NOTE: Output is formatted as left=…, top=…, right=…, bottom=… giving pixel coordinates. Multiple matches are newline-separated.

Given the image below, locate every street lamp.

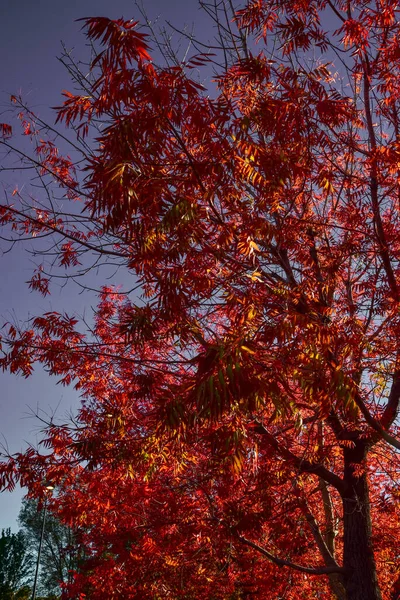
left=31, top=482, right=54, bottom=600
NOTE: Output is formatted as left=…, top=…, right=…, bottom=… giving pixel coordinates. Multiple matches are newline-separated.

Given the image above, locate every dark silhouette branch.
left=237, top=535, right=348, bottom=576
left=252, top=421, right=346, bottom=494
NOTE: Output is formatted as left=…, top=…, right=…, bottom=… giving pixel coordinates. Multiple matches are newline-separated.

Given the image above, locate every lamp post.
left=31, top=483, right=54, bottom=600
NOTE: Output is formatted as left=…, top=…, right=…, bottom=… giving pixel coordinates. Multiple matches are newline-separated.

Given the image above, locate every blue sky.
left=0, top=0, right=210, bottom=531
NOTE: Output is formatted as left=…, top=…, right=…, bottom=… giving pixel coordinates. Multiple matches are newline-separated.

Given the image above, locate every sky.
left=0, top=0, right=210, bottom=531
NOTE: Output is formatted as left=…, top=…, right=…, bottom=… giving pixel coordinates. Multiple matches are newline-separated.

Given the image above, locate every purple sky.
left=0, top=0, right=210, bottom=531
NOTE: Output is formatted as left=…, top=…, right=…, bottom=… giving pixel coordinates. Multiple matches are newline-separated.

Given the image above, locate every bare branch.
left=237, top=535, right=348, bottom=576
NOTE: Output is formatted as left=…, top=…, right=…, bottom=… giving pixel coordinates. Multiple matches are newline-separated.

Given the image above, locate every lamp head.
left=41, top=480, right=54, bottom=491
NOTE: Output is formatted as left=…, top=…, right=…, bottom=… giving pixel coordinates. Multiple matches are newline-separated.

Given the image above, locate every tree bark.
left=342, top=442, right=382, bottom=600
left=318, top=480, right=346, bottom=600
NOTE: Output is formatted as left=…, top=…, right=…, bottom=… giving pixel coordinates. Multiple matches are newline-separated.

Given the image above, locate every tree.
left=18, top=499, right=76, bottom=598
left=0, top=529, right=32, bottom=599
left=0, top=1, right=400, bottom=599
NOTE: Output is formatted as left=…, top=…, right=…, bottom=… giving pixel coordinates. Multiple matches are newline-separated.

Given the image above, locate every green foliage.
left=18, top=500, right=76, bottom=598
left=0, top=584, right=31, bottom=600
left=0, top=529, right=32, bottom=598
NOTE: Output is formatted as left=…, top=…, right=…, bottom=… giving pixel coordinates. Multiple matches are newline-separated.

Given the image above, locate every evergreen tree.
left=18, top=500, right=76, bottom=598
left=0, top=529, right=32, bottom=599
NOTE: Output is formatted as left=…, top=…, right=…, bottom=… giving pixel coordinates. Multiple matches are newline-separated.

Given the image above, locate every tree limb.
left=353, top=392, right=400, bottom=451
left=252, top=421, right=346, bottom=494
left=237, top=535, right=348, bottom=576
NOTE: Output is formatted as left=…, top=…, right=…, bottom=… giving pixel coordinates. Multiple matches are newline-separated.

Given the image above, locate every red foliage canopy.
left=0, top=2, right=400, bottom=599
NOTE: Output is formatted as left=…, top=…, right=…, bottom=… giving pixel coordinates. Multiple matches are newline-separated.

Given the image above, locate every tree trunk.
left=342, top=442, right=382, bottom=600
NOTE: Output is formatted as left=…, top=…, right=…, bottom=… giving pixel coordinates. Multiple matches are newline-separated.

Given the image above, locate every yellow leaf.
left=249, top=240, right=260, bottom=252
left=241, top=345, right=255, bottom=354
left=248, top=306, right=257, bottom=319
